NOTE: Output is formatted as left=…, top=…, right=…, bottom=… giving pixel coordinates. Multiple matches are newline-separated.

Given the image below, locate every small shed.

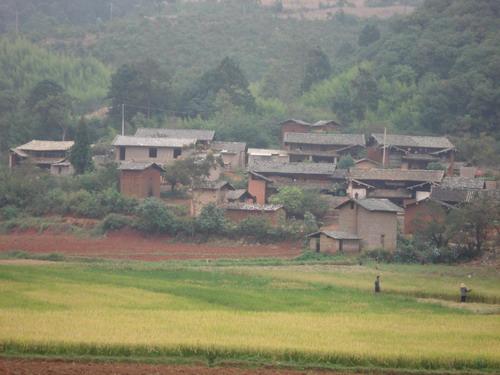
left=118, top=162, right=165, bottom=199
left=307, top=231, right=361, bottom=254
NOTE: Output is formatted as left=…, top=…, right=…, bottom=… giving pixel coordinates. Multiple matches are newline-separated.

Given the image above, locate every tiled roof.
left=441, top=177, right=485, bottom=190
left=135, top=128, right=215, bottom=141
left=280, top=119, right=341, bottom=127
left=283, top=132, right=365, bottom=146
left=431, top=187, right=475, bottom=204
left=356, top=198, right=403, bottom=213
left=211, top=141, right=247, bottom=153
left=14, top=140, right=74, bottom=152
left=194, top=180, right=234, bottom=190
left=251, top=161, right=337, bottom=175
left=118, top=161, right=165, bottom=171
left=371, top=134, right=454, bottom=149
left=223, top=203, right=283, bottom=211
left=307, top=231, right=360, bottom=240
left=247, top=148, right=288, bottom=156
left=226, top=189, right=254, bottom=201
left=112, top=135, right=196, bottom=148
left=349, top=168, right=444, bottom=183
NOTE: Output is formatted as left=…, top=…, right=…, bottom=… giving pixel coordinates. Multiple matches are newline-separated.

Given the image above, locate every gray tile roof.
left=211, top=141, right=247, bottom=153
left=135, top=128, right=215, bottom=141
left=280, top=119, right=341, bottom=127
left=14, top=140, right=74, bottom=151
left=431, top=187, right=475, bottom=204
left=355, top=198, right=403, bottom=213
left=284, top=132, right=365, bottom=146
left=223, top=203, right=283, bottom=211
left=251, top=161, right=337, bottom=175
left=307, top=231, right=360, bottom=240
left=118, top=161, right=165, bottom=171
left=371, top=134, right=454, bottom=149
left=194, top=180, right=235, bottom=190
left=112, top=135, right=196, bottom=148
left=441, top=177, right=485, bottom=190
left=349, top=168, right=444, bottom=183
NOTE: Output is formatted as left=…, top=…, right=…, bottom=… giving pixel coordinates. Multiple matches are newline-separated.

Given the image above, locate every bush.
left=135, top=198, right=177, bottom=234
left=236, top=217, right=270, bottom=239
left=1, top=205, right=20, bottom=220
left=65, top=190, right=103, bottom=218
left=196, top=204, right=226, bottom=235
left=361, top=248, right=394, bottom=262
left=101, top=214, right=132, bottom=232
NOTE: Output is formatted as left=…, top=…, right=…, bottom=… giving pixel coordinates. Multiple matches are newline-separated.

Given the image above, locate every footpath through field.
left=0, top=230, right=301, bottom=260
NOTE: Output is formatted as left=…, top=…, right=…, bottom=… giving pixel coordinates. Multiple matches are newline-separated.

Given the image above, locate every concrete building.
left=118, top=162, right=164, bottom=199
left=334, top=198, right=403, bottom=251
left=283, top=132, right=366, bottom=163
left=307, top=231, right=361, bottom=254
left=9, top=140, right=75, bottom=175
left=112, top=135, right=196, bottom=165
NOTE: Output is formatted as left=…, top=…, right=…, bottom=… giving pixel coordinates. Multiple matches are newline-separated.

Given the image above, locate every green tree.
left=301, top=47, right=332, bottom=93
left=164, top=155, right=217, bottom=191
left=69, top=117, right=94, bottom=175
left=358, top=24, right=380, bottom=47
left=270, top=187, right=304, bottom=218
left=337, top=155, right=355, bottom=169
left=196, top=203, right=226, bottom=234
left=135, top=198, right=177, bottom=234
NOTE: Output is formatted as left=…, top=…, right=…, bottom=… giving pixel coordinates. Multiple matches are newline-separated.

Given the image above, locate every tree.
left=358, top=24, right=380, bottom=47
left=135, top=198, right=177, bottom=234
left=301, top=47, right=332, bottom=93
left=270, top=186, right=304, bottom=218
left=70, top=117, right=94, bottom=174
left=196, top=203, right=226, bottom=234
left=337, top=155, right=355, bottom=169
left=164, top=155, right=217, bottom=191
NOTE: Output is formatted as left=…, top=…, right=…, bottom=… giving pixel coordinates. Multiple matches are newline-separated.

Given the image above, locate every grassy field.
left=0, top=258, right=499, bottom=372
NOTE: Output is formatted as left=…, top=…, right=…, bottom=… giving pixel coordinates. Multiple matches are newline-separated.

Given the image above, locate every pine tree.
left=70, top=117, right=93, bottom=174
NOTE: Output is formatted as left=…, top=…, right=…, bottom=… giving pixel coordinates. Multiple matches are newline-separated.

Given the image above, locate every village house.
left=247, top=148, right=289, bottom=168
left=348, top=168, right=445, bottom=205
left=9, top=140, right=75, bottom=175
left=248, top=161, right=347, bottom=203
left=190, top=180, right=235, bottom=216
left=118, top=162, right=164, bottom=199
left=403, top=197, right=448, bottom=236
left=223, top=203, right=285, bottom=226
left=367, top=133, right=455, bottom=172
left=307, top=231, right=361, bottom=254
left=210, top=141, right=247, bottom=170
left=334, top=198, right=403, bottom=251
left=226, top=189, right=256, bottom=203
left=135, top=128, right=215, bottom=147
left=282, top=133, right=365, bottom=163
left=112, top=135, right=196, bottom=165
left=280, top=119, right=342, bottom=142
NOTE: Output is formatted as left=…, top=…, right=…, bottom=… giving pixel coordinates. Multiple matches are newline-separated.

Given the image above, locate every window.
left=173, top=148, right=182, bottom=159
left=119, top=146, right=126, bottom=161
left=149, top=147, right=157, bottom=158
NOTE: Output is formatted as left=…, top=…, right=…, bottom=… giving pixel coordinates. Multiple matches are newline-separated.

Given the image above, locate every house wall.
left=191, top=189, right=226, bottom=216
left=225, top=208, right=284, bottom=226
left=248, top=178, right=267, bottom=204
left=115, top=146, right=193, bottom=165
left=220, top=153, right=243, bottom=170
left=404, top=200, right=445, bottom=235
left=309, top=235, right=360, bottom=253
left=357, top=208, right=398, bottom=251
left=50, top=164, right=74, bottom=176
left=336, top=203, right=358, bottom=234
left=120, top=168, right=161, bottom=199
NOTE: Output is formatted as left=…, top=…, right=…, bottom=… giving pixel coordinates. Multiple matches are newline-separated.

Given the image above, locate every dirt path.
left=0, top=231, right=301, bottom=261
left=0, top=358, right=356, bottom=375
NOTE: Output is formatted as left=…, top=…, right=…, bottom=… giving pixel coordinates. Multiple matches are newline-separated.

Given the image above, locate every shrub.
left=98, top=188, right=137, bottom=215
left=65, top=190, right=103, bottom=218
left=1, top=205, right=20, bottom=220
left=196, top=204, right=226, bottom=235
left=337, top=154, right=355, bottom=169
left=361, top=248, right=394, bottom=262
left=135, top=198, right=177, bottom=234
left=101, top=214, right=132, bottom=232
left=237, top=217, right=270, bottom=239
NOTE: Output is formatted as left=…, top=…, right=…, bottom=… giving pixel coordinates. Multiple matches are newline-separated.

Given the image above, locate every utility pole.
left=121, top=104, right=125, bottom=136
left=382, top=127, right=387, bottom=169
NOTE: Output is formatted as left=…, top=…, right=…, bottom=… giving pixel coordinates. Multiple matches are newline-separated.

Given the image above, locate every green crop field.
left=0, top=259, right=499, bottom=373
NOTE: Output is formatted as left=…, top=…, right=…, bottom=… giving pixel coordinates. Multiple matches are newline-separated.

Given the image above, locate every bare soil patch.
left=0, top=359, right=356, bottom=375
left=0, top=230, right=301, bottom=261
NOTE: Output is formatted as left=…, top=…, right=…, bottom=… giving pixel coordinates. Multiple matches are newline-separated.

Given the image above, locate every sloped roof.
left=118, top=161, right=165, bottom=171
left=223, top=203, right=283, bottom=211
left=211, top=141, right=247, bottom=153
left=226, top=189, right=255, bottom=201
left=280, top=119, right=341, bottom=127
left=251, top=161, right=337, bottom=175
left=349, top=169, right=444, bottom=183
left=354, top=158, right=381, bottom=166
left=247, top=148, right=288, bottom=156
left=307, top=231, right=360, bottom=240
left=14, top=140, right=74, bottom=152
left=336, top=198, right=403, bottom=213
left=112, top=135, right=196, bottom=148
left=194, top=180, right=235, bottom=190
left=135, top=128, right=215, bottom=141
left=371, top=134, right=454, bottom=149
left=284, top=132, right=365, bottom=146
left=441, top=177, right=485, bottom=190
left=431, top=187, right=476, bottom=204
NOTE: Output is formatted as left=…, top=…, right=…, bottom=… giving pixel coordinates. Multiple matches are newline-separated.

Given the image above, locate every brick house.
left=9, top=140, right=75, bottom=175
left=348, top=168, right=444, bottom=206
left=403, top=198, right=447, bottom=236
left=367, top=133, right=455, bottom=173
left=223, top=203, right=285, bottom=225
left=307, top=231, right=361, bottom=254
left=112, top=135, right=196, bottom=165
left=283, top=133, right=365, bottom=163
left=118, top=162, right=165, bottom=199
left=135, top=128, right=215, bottom=147
left=280, top=119, right=342, bottom=143
left=210, top=141, right=247, bottom=170
left=191, top=180, right=235, bottom=216
left=334, top=198, right=403, bottom=251
left=248, top=171, right=274, bottom=205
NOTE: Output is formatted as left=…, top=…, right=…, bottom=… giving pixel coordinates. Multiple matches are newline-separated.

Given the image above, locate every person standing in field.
left=460, top=283, right=471, bottom=303
left=374, top=275, right=381, bottom=293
